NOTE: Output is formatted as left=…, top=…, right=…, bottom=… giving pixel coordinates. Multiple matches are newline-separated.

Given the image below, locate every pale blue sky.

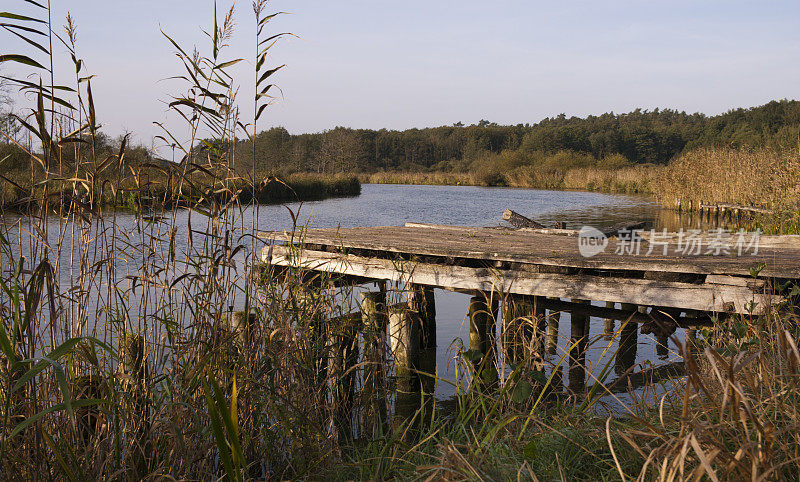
left=5, top=1, right=800, bottom=145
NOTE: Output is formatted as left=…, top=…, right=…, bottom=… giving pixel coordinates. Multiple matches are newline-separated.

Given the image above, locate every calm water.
left=4, top=184, right=696, bottom=402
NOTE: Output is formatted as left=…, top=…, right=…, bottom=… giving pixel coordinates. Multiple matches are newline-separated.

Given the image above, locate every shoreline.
left=358, top=167, right=654, bottom=196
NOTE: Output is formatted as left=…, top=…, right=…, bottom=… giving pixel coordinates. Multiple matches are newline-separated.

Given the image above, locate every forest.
left=3, top=96, right=799, bottom=182
left=234, top=99, right=800, bottom=175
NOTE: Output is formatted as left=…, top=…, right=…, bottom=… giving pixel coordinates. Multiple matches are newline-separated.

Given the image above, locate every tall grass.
left=651, top=147, right=800, bottom=233
left=652, top=148, right=800, bottom=211
left=361, top=170, right=472, bottom=186
left=0, top=140, right=360, bottom=211
left=362, top=166, right=655, bottom=194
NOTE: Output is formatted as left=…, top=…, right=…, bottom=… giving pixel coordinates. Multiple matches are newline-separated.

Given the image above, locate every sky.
left=4, top=0, right=800, bottom=146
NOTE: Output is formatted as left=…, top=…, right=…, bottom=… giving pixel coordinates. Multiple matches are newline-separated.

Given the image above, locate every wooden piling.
left=604, top=301, right=616, bottom=338
left=685, top=327, right=698, bottom=355
left=296, top=290, right=328, bottom=407
left=533, top=296, right=547, bottom=357
left=615, top=303, right=639, bottom=376
left=569, top=299, right=590, bottom=392
left=501, top=294, right=534, bottom=365
left=656, top=333, right=669, bottom=358
left=74, top=374, right=105, bottom=442
left=684, top=310, right=700, bottom=355
left=120, top=332, right=149, bottom=475
left=328, top=312, right=360, bottom=440
left=389, top=305, right=420, bottom=390
left=546, top=298, right=560, bottom=355
left=225, top=310, right=256, bottom=355
left=468, top=295, right=499, bottom=387
left=361, top=291, right=387, bottom=435
left=408, top=284, right=436, bottom=349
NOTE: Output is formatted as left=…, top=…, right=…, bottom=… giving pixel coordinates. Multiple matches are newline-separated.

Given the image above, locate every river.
left=2, top=183, right=708, bottom=403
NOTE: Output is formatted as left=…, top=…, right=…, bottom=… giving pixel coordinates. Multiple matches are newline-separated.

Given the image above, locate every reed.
left=650, top=147, right=800, bottom=233
left=652, top=147, right=800, bottom=211
left=0, top=159, right=360, bottom=211
left=361, top=162, right=657, bottom=194
left=360, top=170, right=473, bottom=186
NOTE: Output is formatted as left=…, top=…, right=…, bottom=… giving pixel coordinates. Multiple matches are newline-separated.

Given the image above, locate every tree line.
left=3, top=98, right=800, bottom=178
left=233, top=99, right=800, bottom=175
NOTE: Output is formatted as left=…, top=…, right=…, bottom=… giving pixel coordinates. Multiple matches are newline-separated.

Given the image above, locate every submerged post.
left=389, top=306, right=419, bottom=389
left=389, top=305, right=424, bottom=430
left=656, top=333, right=669, bottom=359
left=296, top=290, right=327, bottom=408
left=408, top=284, right=437, bottom=406
left=501, top=294, right=534, bottom=366
left=569, top=299, right=590, bottom=392
left=468, top=294, right=499, bottom=387
left=546, top=297, right=560, bottom=355
left=408, top=284, right=436, bottom=350
left=328, top=312, right=360, bottom=441
left=615, top=303, right=639, bottom=375
left=533, top=296, right=547, bottom=358
left=604, top=301, right=616, bottom=338
left=361, top=291, right=387, bottom=435
left=120, top=331, right=149, bottom=475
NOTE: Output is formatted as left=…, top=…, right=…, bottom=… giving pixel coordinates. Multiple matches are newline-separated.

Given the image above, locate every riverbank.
left=0, top=172, right=360, bottom=212
left=360, top=165, right=656, bottom=195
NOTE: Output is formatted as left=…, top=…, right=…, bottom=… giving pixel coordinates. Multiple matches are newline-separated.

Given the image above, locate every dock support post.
left=533, top=296, right=547, bottom=358
left=685, top=327, right=698, bottom=355
left=656, top=333, right=669, bottom=359
left=296, top=290, right=327, bottom=408
left=604, top=301, right=616, bottom=338
left=615, top=303, right=639, bottom=375
left=569, top=299, right=590, bottom=392
left=120, top=332, right=149, bottom=475
left=408, top=284, right=436, bottom=411
left=389, top=306, right=419, bottom=388
left=501, top=294, right=534, bottom=365
left=684, top=311, right=700, bottom=355
left=408, top=284, right=436, bottom=349
left=546, top=298, right=560, bottom=355
left=389, top=305, right=424, bottom=430
left=328, top=313, right=359, bottom=441
left=468, top=295, right=499, bottom=388
left=361, top=291, right=387, bottom=436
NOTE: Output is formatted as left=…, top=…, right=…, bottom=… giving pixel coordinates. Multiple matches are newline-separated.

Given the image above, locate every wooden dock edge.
left=262, top=245, right=775, bottom=315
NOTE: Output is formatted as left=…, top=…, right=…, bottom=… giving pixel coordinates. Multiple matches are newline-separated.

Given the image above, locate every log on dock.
left=502, top=209, right=547, bottom=229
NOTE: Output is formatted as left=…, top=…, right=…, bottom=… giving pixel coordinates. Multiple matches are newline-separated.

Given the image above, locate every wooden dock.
left=261, top=223, right=799, bottom=316
left=257, top=222, right=800, bottom=416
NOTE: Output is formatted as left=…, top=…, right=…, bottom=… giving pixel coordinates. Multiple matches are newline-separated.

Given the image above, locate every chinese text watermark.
left=578, top=227, right=761, bottom=258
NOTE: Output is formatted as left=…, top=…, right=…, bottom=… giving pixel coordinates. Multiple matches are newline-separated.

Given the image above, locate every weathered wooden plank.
left=698, top=202, right=772, bottom=214
left=262, top=225, right=800, bottom=278
left=705, top=274, right=766, bottom=289
left=519, top=227, right=581, bottom=236
left=405, top=222, right=579, bottom=237
left=405, top=222, right=472, bottom=231
left=637, top=231, right=800, bottom=250
left=264, top=245, right=776, bottom=314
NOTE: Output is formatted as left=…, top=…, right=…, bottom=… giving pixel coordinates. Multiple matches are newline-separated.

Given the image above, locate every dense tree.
left=229, top=100, right=800, bottom=176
